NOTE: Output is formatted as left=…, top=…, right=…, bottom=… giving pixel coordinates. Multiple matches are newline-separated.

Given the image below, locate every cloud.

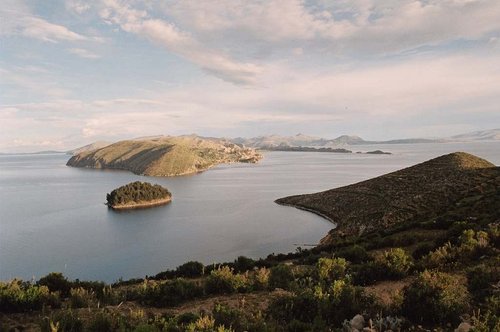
left=68, top=48, right=101, bottom=59
left=0, top=1, right=88, bottom=43
left=98, top=0, right=262, bottom=85
left=166, top=0, right=500, bottom=54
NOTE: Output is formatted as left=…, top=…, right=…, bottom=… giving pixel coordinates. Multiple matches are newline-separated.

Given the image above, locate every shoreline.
left=109, top=197, right=172, bottom=210
left=274, top=200, right=337, bottom=227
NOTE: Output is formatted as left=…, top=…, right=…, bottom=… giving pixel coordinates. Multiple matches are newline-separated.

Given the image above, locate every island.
left=106, top=181, right=172, bottom=210
left=261, top=145, right=352, bottom=153
left=67, top=135, right=262, bottom=177
left=365, top=149, right=391, bottom=154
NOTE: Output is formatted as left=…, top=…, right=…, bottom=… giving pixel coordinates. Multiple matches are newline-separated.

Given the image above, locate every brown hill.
left=276, top=152, right=500, bottom=244
left=67, top=136, right=262, bottom=176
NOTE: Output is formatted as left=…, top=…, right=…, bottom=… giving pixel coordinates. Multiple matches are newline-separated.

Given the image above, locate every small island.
left=106, top=181, right=172, bottom=210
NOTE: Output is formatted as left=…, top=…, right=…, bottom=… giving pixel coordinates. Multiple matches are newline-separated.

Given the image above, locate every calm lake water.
left=1, top=142, right=499, bottom=282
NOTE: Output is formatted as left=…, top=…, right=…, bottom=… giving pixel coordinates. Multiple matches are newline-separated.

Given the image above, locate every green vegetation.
left=106, top=181, right=171, bottom=208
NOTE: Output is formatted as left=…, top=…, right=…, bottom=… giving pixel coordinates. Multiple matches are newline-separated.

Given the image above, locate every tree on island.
left=106, top=181, right=171, bottom=207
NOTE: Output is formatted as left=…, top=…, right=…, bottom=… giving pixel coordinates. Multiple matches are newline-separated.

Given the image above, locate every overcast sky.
left=1, top=0, right=500, bottom=152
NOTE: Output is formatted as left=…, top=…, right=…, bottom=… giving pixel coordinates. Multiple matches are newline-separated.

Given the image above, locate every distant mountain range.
left=1, top=128, right=498, bottom=155
left=231, top=128, right=500, bottom=149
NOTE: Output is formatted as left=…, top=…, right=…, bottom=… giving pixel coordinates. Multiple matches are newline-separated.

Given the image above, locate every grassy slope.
left=67, top=136, right=262, bottom=176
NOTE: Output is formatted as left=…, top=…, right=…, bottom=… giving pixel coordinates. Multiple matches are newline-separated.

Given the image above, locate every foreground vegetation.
left=1, top=216, right=499, bottom=331
left=106, top=182, right=171, bottom=209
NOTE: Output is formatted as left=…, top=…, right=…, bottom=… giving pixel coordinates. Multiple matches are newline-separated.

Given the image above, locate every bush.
left=402, top=270, right=470, bottom=325
left=38, top=272, right=71, bottom=298
left=376, top=248, right=412, bottom=279
left=39, top=310, right=83, bottom=332
left=0, top=279, right=60, bottom=312
left=86, top=311, right=114, bottom=332
left=316, top=257, right=347, bottom=281
left=351, top=262, right=386, bottom=286
left=205, top=266, right=249, bottom=294
left=213, top=304, right=249, bottom=331
left=412, top=242, right=435, bottom=260
left=467, top=265, right=500, bottom=301
left=141, top=279, right=203, bottom=307
left=269, top=264, right=295, bottom=290
left=69, top=287, right=95, bottom=308
left=336, top=245, right=370, bottom=264
left=176, top=261, right=204, bottom=278
left=253, top=267, right=270, bottom=290
left=233, top=256, right=255, bottom=273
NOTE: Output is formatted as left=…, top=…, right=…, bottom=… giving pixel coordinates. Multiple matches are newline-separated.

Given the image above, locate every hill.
left=276, top=152, right=499, bottom=244
left=67, top=136, right=262, bottom=176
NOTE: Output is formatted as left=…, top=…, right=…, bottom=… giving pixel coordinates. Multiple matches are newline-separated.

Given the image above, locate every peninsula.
left=276, top=152, right=499, bottom=244
left=67, top=135, right=262, bottom=176
left=106, top=181, right=172, bottom=210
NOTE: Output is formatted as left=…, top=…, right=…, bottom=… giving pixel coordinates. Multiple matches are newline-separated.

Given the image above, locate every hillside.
left=67, top=136, right=262, bottom=176
left=276, top=152, right=500, bottom=244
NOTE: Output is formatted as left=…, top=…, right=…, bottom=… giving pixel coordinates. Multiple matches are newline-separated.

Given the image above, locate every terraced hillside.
left=276, top=152, right=500, bottom=244
left=67, top=136, right=262, bottom=176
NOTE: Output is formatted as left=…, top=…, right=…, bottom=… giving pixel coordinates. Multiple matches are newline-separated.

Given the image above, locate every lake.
left=1, top=141, right=499, bottom=282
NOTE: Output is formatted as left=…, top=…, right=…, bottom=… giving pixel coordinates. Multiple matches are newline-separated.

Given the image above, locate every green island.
left=106, top=181, right=172, bottom=210
left=1, top=152, right=499, bottom=331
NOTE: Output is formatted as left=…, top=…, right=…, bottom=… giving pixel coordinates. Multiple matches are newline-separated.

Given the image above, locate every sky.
left=1, top=0, right=500, bottom=152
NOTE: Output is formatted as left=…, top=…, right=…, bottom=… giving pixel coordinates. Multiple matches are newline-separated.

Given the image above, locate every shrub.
left=86, top=311, right=114, bottom=332
left=458, top=229, right=490, bottom=257
left=402, top=270, right=470, bottom=325
left=0, top=279, right=60, bottom=312
left=141, top=278, right=203, bottom=307
left=467, top=265, right=499, bottom=301
left=423, top=242, right=455, bottom=269
left=412, top=242, right=435, bottom=260
left=253, top=267, right=270, bottom=290
left=351, top=262, right=386, bottom=286
left=205, top=266, right=249, bottom=294
left=38, top=273, right=71, bottom=298
left=267, top=292, right=319, bottom=324
left=233, top=256, right=255, bottom=273
left=213, top=304, right=249, bottom=331
left=39, top=310, right=83, bottom=332
left=376, top=248, right=413, bottom=279
left=176, top=261, right=204, bottom=278
left=336, top=245, right=370, bottom=264
left=269, top=264, right=295, bottom=290
left=318, top=257, right=348, bottom=281
left=69, top=287, right=95, bottom=308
